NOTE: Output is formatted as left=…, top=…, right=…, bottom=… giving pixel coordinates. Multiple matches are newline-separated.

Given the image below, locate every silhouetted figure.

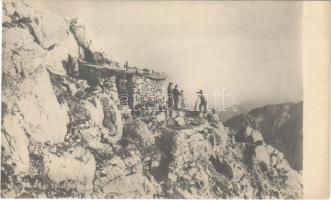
left=124, top=61, right=129, bottom=71
left=197, top=90, right=207, bottom=114
left=172, top=85, right=180, bottom=110
left=179, top=90, right=185, bottom=109
left=167, top=82, right=174, bottom=110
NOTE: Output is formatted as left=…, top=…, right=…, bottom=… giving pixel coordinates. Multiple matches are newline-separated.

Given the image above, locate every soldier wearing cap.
left=197, top=90, right=207, bottom=114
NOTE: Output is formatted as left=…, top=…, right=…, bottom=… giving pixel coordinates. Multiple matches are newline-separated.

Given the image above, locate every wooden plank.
left=79, top=61, right=167, bottom=80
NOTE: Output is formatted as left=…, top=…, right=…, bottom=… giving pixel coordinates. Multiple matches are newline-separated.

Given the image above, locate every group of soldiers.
left=167, top=82, right=208, bottom=114
left=66, top=53, right=209, bottom=116
left=167, top=82, right=185, bottom=111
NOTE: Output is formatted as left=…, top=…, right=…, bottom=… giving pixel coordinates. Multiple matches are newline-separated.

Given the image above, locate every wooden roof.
left=79, top=61, right=167, bottom=81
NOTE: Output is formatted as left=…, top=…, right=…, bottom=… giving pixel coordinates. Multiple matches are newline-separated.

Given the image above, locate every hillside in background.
left=225, top=102, right=303, bottom=171
left=217, top=101, right=264, bottom=122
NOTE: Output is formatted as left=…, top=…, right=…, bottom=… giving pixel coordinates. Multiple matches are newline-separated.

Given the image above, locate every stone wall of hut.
left=78, top=63, right=167, bottom=109
left=130, top=75, right=166, bottom=107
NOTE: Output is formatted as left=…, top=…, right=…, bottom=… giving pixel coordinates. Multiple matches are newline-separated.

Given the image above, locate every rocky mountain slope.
left=217, top=101, right=269, bottom=122
left=225, top=102, right=303, bottom=171
left=1, top=0, right=302, bottom=198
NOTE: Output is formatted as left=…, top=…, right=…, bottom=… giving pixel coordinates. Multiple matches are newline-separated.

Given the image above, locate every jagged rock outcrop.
left=225, top=102, right=303, bottom=171
left=3, top=0, right=69, bottom=49
left=124, top=119, right=155, bottom=145
left=69, top=18, right=116, bottom=65
left=153, top=121, right=302, bottom=199
left=1, top=0, right=303, bottom=198
left=43, top=146, right=96, bottom=192
left=2, top=0, right=70, bottom=177
left=92, top=149, right=162, bottom=198
left=1, top=0, right=120, bottom=197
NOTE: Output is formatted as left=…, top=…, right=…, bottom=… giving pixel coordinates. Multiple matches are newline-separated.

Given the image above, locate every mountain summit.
left=1, top=0, right=302, bottom=198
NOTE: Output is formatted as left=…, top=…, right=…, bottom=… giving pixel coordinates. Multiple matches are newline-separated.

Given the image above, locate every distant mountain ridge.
left=217, top=101, right=270, bottom=122
left=225, top=101, right=303, bottom=171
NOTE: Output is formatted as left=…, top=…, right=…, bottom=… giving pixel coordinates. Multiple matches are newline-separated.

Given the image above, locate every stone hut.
left=78, top=61, right=167, bottom=109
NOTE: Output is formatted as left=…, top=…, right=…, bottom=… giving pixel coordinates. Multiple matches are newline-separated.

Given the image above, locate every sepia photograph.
left=1, top=0, right=329, bottom=199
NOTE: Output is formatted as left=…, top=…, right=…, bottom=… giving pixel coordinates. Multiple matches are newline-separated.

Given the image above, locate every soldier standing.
left=172, top=85, right=180, bottom=110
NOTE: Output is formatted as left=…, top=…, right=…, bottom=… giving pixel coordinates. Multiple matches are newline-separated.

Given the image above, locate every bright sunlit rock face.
left=1, top=0, right=303, bottom=198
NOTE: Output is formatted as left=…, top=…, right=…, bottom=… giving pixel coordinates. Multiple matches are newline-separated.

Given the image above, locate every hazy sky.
left=29, top=1, right=303, bottom=106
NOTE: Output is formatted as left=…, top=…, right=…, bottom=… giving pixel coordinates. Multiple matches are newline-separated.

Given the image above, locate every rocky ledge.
left=1, top=0, right=302, bottom=198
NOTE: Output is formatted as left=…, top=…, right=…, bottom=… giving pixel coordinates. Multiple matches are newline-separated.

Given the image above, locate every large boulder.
left=1, top=114, right=30, bottom=174
left=125, top=120, right=155, bottom=146
left=225, top=102, right=303, bottom=171
left=44, top=33, right=79, bottom=74
left=44, top=146, right=96, bottom=192
left=236, top=126, right=264, bottom=144
left=207, top=113, right=223, bottom=129
left=166, top=129, right=213, bottom=198
left=2, top=0, right=71, bottom=146
left=210, top=156, right=245, bottom=181
left=2, top=65, right=69, bottom=177
left=2, top=26, right=45, bottom=86
left=174, top=116, right=186, bottom=127
left=211, top=123, right=228, bottom=147
left=2, top=0, right=75, bottom=185
left=3, top=0, right=69, bottom=49
left=100, top=174, right=161, bottom=198
left=3, top=68, right=69, bottom=142
left=100, top=95, right=122, bottom=135
left=72, top=92, right=123, bottom=151
left=69, top=18, right=116, bottom=65
left=266, top=145, right=285, bottom=167
left=171, top=129, right=213, bottom=161
left=246, top=127, right=264, bottom=143
left=83, top=99, right=104, bottom=124
left=93, top=153, right=162, bottom=198
left=3, top=0, right=36, bottom=21
left=31, top=10, right=69, bottom=49
left=78, top=125, right=114, bottom=155
left=254, top=145, right=270, bottom=166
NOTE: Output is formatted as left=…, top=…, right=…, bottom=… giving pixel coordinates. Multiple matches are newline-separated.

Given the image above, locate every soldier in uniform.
left=195, top=90, right=207, bottom=114
left=167, top=82, right=174, bottom=114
